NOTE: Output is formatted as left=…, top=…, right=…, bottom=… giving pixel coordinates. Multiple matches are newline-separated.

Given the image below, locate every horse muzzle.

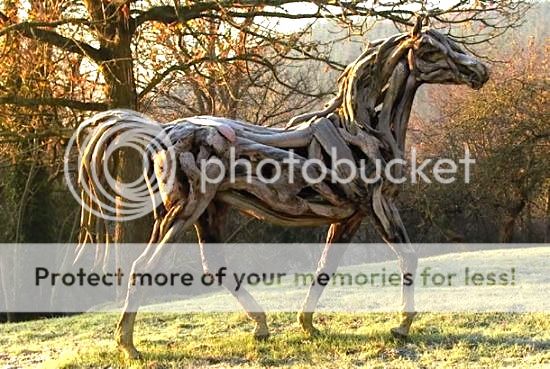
left=464, top=61, right=490, bottom=90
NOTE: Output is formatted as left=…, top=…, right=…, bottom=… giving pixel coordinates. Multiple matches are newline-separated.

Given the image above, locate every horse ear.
left=411, top=15, right=423, bottom=38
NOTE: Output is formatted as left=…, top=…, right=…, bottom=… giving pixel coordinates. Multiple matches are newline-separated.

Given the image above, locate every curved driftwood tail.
left=74, top=109, right=162, bottom=265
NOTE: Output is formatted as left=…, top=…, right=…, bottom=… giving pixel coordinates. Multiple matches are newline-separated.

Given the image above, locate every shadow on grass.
left=136, top=327, right=550, bottom=367
left=138, top=329, right=401, bottom=366
left=415, top=328, right=550, bottom=350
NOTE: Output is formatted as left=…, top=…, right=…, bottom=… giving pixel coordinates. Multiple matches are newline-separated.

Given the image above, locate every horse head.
left=410, top=26, right=489, bottom=90
left=287, top=20, right=489, bottom=136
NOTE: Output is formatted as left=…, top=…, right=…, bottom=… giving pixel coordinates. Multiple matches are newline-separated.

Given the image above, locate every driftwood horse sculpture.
left=76, top=24, right=488, bottom=358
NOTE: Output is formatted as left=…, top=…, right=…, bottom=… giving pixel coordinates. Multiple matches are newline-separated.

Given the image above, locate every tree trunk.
left=499, top=201, right=526, bottom=243
left=545, top=186, right=550, bottom=243
left=91, top=4, right=152, bottom=244
left=500, top=215, right=516, bottom=243
left=104, top=40, right=152, bottom=244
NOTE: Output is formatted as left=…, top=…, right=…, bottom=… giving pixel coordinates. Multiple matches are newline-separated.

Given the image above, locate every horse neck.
left=337, top=45, right=419, bottom=160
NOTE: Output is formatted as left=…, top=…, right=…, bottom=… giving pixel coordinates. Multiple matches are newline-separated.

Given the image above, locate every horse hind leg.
left=194, top=204, right=269, bottom=340
left=117, top=143, right=227, bottom=358
left=116, top=217, right=188, bottom=359
left=298, top=212, right=363, bottom=336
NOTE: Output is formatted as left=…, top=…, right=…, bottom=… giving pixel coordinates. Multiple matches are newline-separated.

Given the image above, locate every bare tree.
left=406, top=40, right=548, bottom=243
left=0, top=0, right=531, bottom=244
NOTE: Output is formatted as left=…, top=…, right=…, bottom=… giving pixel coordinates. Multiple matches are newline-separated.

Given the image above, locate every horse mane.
left=286, top=33, right=412, bottom=134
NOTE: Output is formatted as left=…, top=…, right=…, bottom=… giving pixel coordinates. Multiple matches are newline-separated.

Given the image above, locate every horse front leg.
left=388, top=240, right=417, bottom=339
left=372, top=191, right=418, bottom=339
left=298, top=212, right=363, bottom=336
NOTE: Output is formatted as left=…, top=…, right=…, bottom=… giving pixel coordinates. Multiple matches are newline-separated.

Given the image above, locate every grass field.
left=1, top=312, right=549, bottom=368
left=1, top=248, right=549, bottom=368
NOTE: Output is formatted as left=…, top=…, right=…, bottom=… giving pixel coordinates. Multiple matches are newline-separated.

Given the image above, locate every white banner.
left=0, top=243, right=547, bottom=313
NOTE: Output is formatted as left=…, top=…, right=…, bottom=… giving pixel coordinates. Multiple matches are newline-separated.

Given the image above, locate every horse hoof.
left=119, top=345, right=141, bottom=360
left=253, top=326, right=270, bottom=341
left=390, top=326, right=409, bottom=340
left=304, top=325, right=321, bottom=337
left=298, top=312, right=320, bottom=337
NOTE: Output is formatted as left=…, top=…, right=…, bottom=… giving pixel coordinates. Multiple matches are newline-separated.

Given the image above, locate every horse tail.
left=73, top=109, right=166, bottom=248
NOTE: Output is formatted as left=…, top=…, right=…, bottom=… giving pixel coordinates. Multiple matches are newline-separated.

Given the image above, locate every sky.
left=262, top=1, right=460, bottom=33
